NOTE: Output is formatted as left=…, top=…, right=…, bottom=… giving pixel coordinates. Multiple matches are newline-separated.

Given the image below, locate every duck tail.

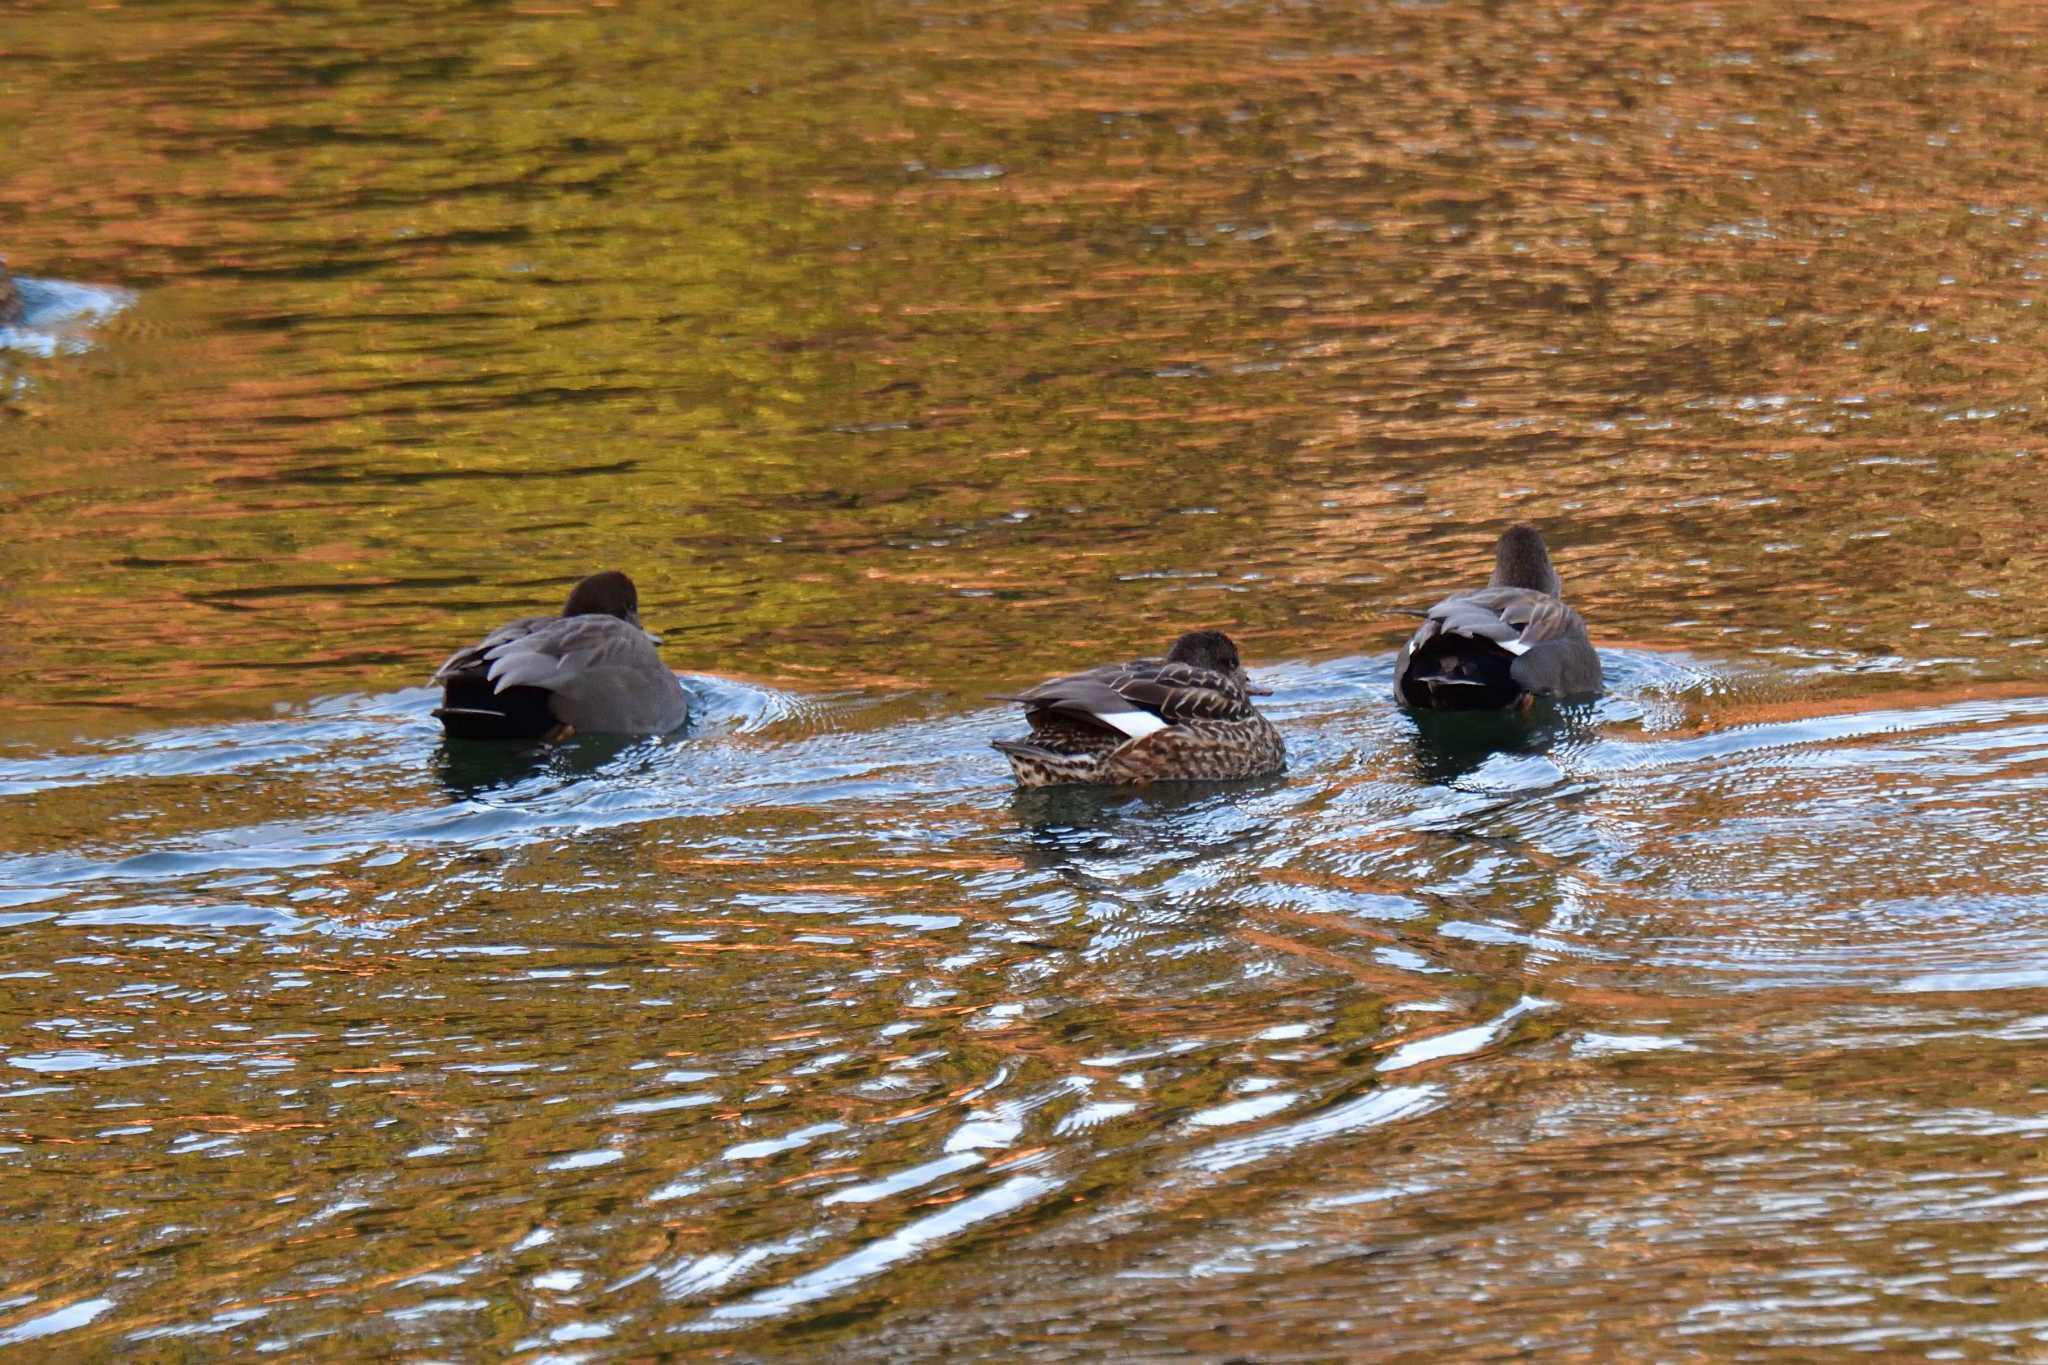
left=434, top=679, right=560, bottom=740
left=991, top=738, right=1104, bottom=788
left=1397, top=638, right=1524, bottom=711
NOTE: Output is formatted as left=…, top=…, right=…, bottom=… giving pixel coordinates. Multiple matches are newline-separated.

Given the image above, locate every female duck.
left=994, top=629, right=1284, bottom=786
left=1395, top=524, right=1602, bottom=709
left=431, top=571, right=689, bottom=740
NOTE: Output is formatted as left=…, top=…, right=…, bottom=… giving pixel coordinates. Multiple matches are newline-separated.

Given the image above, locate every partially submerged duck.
left=993, top=629, right=1285, bottom=786
left=1394, top=524, right=1602, bottom=710
left=430, top=571, right=689, bottom=740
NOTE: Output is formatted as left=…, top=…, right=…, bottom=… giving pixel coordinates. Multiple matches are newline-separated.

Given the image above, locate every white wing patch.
left=1500, top=640, right=1532, bottom=656
left=1093, top=709, right=1170, bottom=740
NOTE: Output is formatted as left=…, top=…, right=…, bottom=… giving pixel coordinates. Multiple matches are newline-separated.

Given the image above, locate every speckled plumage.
left=1395, top=525, right=1602, bottom=710
left=993, top=631, right=1285, bottom=787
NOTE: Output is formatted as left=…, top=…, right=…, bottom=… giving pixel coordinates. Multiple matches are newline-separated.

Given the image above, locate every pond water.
left=6, top=0, right=2048, bottom=1356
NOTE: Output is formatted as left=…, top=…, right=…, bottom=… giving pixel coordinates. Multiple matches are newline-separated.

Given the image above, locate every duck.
left=430, top=571, right=689, bottom=740
left=1394, top=524, right=1602, bottom=710
left=993, top=629, right=1285, bottom=786
left=0, top=266, right=18, bottom=326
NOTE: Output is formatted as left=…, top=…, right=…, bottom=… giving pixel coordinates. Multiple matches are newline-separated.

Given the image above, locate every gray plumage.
left=430, top=571, right=688, bottom=740
left=1395, top=525, right=1602, bottom=710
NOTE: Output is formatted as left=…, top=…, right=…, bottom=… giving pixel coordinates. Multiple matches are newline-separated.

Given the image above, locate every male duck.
left=1394, top=524, right=1602, bottom=710
left=993, top=629, right=1285, bottom=786
left=430, top=571, right=689, bottom=740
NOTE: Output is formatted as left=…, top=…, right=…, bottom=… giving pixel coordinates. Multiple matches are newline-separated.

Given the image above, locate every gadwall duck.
left=1395, top=524, right=1602, bottom=710
left=430, top=571, right=689, bottom=740
left=993, top=629, right=1285, bottom=786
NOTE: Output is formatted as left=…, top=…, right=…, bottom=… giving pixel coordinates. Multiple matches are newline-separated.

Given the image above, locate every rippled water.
left=7, top=0, right=2048, bottom=1356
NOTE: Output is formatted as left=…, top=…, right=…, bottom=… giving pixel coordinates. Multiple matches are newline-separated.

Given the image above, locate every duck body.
left=430, top=571, right=688, bottom=740
left=994, top=629, right=1285, bottom=787
left=1395, top=525, right=1602, bottom=710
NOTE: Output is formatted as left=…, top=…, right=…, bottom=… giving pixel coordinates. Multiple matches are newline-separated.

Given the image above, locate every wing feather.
left=1396, top=584, right=1599, bottom=704
left=1006, top=656, right=1257, bottom=734
left=430, top=614, right=555, bottom=685
left=1411, top=587, right=1590, bottom=652
left=479, top=615, right=647, bottom=690
left=431, top=608, right=688, bottom=735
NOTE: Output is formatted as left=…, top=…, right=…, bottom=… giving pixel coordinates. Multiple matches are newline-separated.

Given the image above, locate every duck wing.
left=1507, top=620, right=1602, bottom=698
left=430, top=614, right=556, bottom=686
left=1465, top=588, right=1601, bottom=695
left=1397, top=587, right=1600, bottom=702
left=1004, top=658, right=1255, bottom=739
left=440, top=615, right=687, bottom=735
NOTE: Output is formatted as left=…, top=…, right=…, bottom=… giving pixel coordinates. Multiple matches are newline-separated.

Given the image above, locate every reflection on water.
left=6, top=0, right=2048, bottom=1355
left=8, top=664, right=2048, bottom=1356
left=0, top=273, right=135, bottom=357
left=1404, top=701, right=1600, bottom=789
left=431, top=728, right=675, bottom=800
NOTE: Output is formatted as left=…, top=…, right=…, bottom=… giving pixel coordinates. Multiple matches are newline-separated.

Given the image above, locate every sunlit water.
left=7, top=0, right=2048, bottom=1357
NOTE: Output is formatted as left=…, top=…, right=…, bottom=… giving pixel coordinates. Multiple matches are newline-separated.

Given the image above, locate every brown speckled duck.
left=1395, top=524, right=1603, bottom=710
left=431, top=571, right=689, bottom=740
left=993, top=630, right=1285, bottom=787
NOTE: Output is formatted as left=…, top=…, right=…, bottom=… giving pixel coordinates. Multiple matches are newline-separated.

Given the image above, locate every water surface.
left=5, top=0, right=2048, bottom=1357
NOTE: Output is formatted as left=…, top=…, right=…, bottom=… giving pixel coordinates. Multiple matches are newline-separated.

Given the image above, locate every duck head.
left=1488, top=524, right=1564, bottom=597
left=1168, top=628, right=1260, bottom=692
left=561, top=570, right=642, bottom=628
